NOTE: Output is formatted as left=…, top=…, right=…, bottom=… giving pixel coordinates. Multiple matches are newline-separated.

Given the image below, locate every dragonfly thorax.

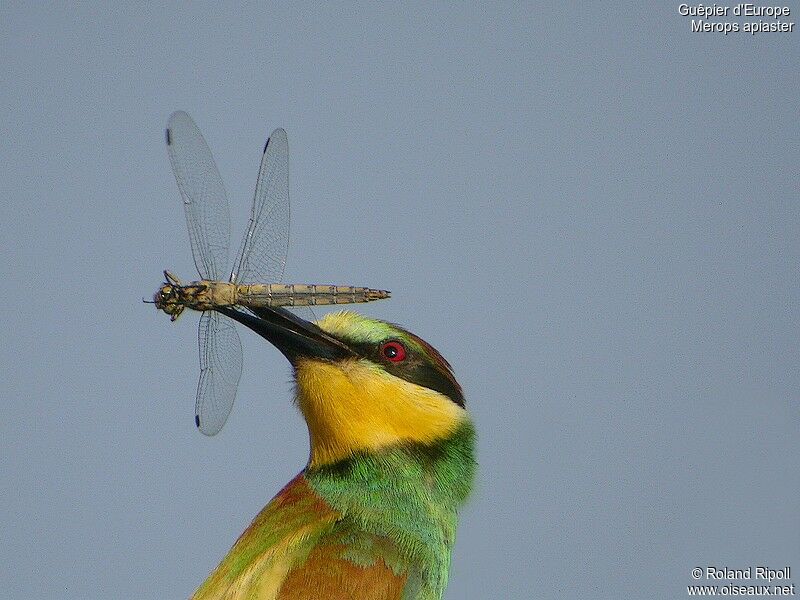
left=154, top=271, right=238, bottom=321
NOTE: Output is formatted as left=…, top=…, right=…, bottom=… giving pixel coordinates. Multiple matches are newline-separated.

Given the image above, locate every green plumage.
left=306, top=420, right=476, bottom=599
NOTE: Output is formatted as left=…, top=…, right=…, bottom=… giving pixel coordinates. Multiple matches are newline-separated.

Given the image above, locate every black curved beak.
left=218, top=306, right=355, bottom=365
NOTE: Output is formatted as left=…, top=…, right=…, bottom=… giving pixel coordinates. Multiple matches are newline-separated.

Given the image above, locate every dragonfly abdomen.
left=236, top=283, right=390, bottom=307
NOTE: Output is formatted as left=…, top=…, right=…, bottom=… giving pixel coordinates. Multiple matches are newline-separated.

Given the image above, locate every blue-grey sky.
left=2, top=3, right=798, bottom=599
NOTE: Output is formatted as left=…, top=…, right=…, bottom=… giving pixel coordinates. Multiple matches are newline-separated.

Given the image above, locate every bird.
left=190, top=306, right=476, bottom=600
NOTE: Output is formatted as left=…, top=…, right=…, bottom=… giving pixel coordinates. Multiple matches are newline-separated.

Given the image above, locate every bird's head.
left=220, top=307, right=469, bottom=469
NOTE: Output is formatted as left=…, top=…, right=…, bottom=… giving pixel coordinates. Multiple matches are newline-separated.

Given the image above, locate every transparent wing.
left=230, top=128, right=289, bottom=285
left=291, top=305, right=317, bottom=321
left=195, top=311, right=243, bottom=436
left=166, top=111, right=230, bottom=281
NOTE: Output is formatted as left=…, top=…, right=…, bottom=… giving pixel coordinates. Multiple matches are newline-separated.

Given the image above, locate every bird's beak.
left=218, top=306, right=355, bottom=364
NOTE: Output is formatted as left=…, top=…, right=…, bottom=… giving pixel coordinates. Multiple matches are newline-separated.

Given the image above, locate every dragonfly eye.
left=380, top=340, right=407, bottom=363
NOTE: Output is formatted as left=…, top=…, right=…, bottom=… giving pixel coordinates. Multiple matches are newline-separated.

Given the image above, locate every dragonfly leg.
left=164, top=270, right=183, bottom=286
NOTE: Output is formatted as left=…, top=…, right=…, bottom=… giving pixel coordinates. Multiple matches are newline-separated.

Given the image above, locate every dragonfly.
left=153, top=111, right=390, bottom=435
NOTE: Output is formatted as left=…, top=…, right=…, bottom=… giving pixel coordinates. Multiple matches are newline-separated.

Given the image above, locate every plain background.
left=2, top=3, right=798, bottom=599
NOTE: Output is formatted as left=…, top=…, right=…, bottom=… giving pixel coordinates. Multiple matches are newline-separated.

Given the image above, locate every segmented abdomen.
left=236, top=284, right=390, bottom=307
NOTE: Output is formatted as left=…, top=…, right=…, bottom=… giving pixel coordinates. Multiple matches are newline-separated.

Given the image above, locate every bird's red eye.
left=380, top=341, right=406, bottom=362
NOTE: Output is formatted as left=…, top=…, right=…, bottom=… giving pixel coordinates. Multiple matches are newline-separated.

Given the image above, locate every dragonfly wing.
left=290, top=305, right=317, bottom=322
left=166, top=111, right=230, bottom=281
left=229, top=129, right=317, bottom=321
left=195, top=311, right=243, bottom=436
left=230, top=128, right=289, bottom=285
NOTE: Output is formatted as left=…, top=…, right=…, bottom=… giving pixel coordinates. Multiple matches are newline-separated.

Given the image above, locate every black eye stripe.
left=346, top=340, right=465, bottom=407
left=404, top=362, right=465, bottom=407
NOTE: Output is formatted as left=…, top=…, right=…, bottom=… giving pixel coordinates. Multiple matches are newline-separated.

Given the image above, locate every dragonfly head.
left=154, top=271, right=186, bottom=321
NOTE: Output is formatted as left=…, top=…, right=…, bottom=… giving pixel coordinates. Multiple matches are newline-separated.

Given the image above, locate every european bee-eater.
left=190, top=306, right=475, bottom=600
